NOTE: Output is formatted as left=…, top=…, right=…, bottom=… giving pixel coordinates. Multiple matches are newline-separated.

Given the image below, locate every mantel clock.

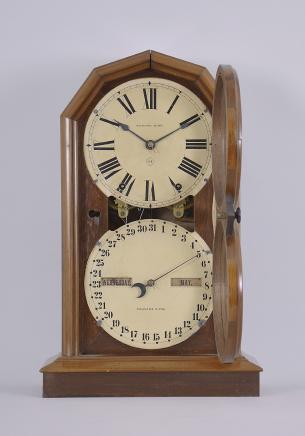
left=41, top=51, right=262, bottom=397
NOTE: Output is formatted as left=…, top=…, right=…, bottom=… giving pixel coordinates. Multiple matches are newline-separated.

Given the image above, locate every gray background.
left=1, top=0, right=305, bottom=434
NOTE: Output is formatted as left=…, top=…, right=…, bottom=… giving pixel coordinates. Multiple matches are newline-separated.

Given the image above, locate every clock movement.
left=40, top=51, right=262, bottom=397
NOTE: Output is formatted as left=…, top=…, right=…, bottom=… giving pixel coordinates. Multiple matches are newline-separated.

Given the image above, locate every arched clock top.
left=61, top=50, right=214, bottom=122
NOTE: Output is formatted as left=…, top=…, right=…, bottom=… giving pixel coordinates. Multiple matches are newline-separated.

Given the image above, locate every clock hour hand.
left=115, top=120, right=148, bottom=144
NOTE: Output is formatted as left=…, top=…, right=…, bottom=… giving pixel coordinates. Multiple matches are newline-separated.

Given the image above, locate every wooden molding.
left=42, top=354, right=262, bottom=374
left=41, top=354, right=261, bottom=397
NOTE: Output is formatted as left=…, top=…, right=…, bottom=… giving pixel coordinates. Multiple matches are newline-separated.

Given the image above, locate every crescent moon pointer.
left=132, top=282, right=147, bottom=298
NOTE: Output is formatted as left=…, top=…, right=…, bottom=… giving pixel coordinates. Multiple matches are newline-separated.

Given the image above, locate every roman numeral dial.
left=180, top=114, right=201, bottom=128
left=169, top=177, right=182, bottom=193
left=98, top=157, right=121, bottom=179
left=186, top=139, right=207, bottom=149
left=167, top=95, right=179, bottom=114
left=100, top=117, right=120, bottom=127
left=117, top=173, right=136, bottom=196
left=143, top=88, right=157, bottom=109
left=93, top=140, right=115, bottom=151
left=178, top=157, right=202, bottom=178
left=117, top=94, right=136, bottom=115
left=84, top=77, right=212, bottom=208
left=145, top=180, right=156, bottom=201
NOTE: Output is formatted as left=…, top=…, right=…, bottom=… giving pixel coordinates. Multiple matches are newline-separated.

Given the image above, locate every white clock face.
left=85, top=219, right=213, bottom=349
left=84, top=77, right=212, bottom=208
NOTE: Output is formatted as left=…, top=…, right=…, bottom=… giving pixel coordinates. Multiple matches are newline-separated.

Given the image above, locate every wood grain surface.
left=60, top=50, right=216, bottom=358
left=41, top=52, right=261, bottom=397
left=212, top=65, right=243, bottom=363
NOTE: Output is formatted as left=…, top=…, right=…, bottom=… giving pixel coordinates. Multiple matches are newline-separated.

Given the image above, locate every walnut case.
left=40, top=51, right=262, bottom=397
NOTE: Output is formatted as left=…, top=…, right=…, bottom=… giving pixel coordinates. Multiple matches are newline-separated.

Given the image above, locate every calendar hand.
left=132, top=255, right=197, bottom=298
left=146, top=254, right=198, bottom=286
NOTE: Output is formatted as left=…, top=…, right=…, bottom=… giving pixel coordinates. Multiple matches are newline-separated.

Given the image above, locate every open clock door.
left=212, top=65, right=243, bottom=363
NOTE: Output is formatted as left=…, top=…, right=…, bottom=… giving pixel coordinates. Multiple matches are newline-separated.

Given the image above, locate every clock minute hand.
left=115, top=120, right=148, bottom=144
left=147, top=254, right=198, bottom=286
left=154, top=126, right=182, bottom=145
left=154, top=116, right=199, bottom=145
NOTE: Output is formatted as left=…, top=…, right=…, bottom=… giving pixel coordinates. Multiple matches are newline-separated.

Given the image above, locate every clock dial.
left=85, top=219, right=213, bottom=349
left=84, top=78, right=212, bottom=208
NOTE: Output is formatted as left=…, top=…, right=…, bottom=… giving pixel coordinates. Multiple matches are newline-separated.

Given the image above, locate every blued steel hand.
left=147, top=254, right=198, bottom=286
left=153, top=118, right=194, bottom=145
left=115, top=120, right=148, bottom=144
left=153, top=126, right=182, bottom=145
left=132, top=255, right=197, bottom=298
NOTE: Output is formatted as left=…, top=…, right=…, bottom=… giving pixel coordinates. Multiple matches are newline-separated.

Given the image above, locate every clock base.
left=40, top=354, right=262, bottom=397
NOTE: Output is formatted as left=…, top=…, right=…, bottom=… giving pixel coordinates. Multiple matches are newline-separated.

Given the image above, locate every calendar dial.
left=85, top=219, right=213, bottom=349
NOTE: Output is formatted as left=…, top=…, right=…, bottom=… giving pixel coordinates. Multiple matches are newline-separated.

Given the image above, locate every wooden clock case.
left=40, top=50, right=262, bottom=397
